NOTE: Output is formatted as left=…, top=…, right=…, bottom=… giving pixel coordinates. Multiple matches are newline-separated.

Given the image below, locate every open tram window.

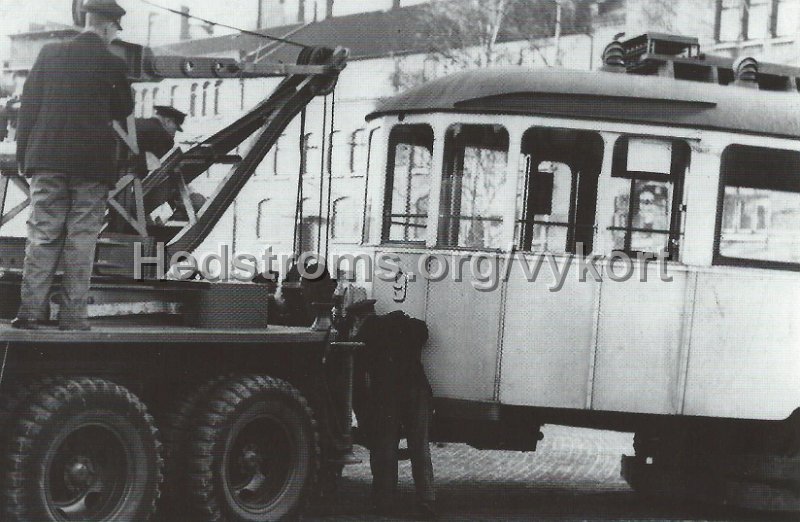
left=608, top=137, right=689, bottom=259
left=715, top=145, right=800, bottom=269
left=382, top=124, right=434, bottom=243
left=438, top=124, right=509, bottom=249
left=515, top=128, right=604, bottom=254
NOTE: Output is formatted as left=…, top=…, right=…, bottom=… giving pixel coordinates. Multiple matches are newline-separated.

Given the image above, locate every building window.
left=718, top=0, right=743, bottom=42
left=139, top=88, right=149, bottom=117
left=328, top=129, right=341, bottom=177
left=170, top=85, right=178, bottom=107
left=272, top=133, right=285, bottom=175
left=331, top=197, right=360, bottom=242
left=715, top=145, right=800, bottom=269
left=256, top=199, right=270, bottom=239
left=423, top=56, right=439, bottom=81
left=189, top=83, right=198, bottom=117
left=438, top=124, right=509, bottom=249
left=776, top=0, right=800, bottom=36
left=304, top=132, right=320, bottom=176
left=515, top=128, right=604, bottom=254
left=349, top=128, right=366, bottom=174
left=747, top=0, right=771, bottom=39
left=201, top=81, right=210, bottom=116
left=382, top=124, right=434, bottom=243
left=213, top=80, right=222, bottom=115
left=152, top=87, right=160, bottom=107
left=608, top=136, right=690, bottom=259
left=716, top=0, right=790, bottom=41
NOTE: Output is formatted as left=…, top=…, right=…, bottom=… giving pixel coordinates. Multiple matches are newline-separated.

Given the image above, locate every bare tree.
left=391, top=0, right=594, bottom=91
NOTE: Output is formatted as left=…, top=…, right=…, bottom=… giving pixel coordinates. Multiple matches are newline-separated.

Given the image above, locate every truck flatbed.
left=0, top=319, right=327, bottom=344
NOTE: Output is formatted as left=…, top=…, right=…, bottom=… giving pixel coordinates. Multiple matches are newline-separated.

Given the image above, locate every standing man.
left=135, top=105, right=185, bottom=176
left=12, top=0, right=133, bottom=330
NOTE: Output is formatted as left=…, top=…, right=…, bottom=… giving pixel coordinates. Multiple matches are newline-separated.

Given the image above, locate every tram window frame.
left=608, top=136, right=690, bottom=260
left=437, top=123, right=510, bottom=250
left=714, top=144, right=800, bottom=271
left=381, top=124, right=435, bottom=245
left=515, top=128, right=604, bottom=255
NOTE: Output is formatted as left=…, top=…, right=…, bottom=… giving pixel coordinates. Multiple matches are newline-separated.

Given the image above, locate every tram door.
left=499, top=128, right=604, bottom=408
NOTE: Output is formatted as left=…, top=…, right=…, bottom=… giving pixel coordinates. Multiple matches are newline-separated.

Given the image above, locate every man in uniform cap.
left=79, top=0, right=126, bottom=29
left=135, top=105, right=186, bottom=175
left=12, top=0, right=132, bottom=330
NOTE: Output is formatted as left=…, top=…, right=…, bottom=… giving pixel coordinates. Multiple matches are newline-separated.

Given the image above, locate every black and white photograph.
left=0, top=0, right=799, bottom=520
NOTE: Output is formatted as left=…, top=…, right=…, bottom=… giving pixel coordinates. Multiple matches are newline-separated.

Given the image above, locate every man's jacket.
left=16, top=32, right=133, bottom=182
left=134, top=117, right=174, bottom=176
left=354, top=311, right=432, bottom=432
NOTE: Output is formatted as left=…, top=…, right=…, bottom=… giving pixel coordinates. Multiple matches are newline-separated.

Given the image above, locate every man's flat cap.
left=82, top=0, right=126, bottom=29
left=154, top=105, right=186, bottom=131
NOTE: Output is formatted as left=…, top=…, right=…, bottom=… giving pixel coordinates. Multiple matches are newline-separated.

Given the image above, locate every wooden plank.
left=177, top=174, right=197, bottom=225
left=0, top=321, right=327, bottom=345
left=0, top=199, right=30, bottom=227
left=108, top=198, right=148, bottom=237
left=107, top=176, right=148, bottom=237
left=10, top=175, right=29, bottom=196
left=0, top=175, right=9, bottom=221
left=113, top=115, right=139, bottom=155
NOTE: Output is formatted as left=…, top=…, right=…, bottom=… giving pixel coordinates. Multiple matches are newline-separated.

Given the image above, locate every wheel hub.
left=64, top=456, right=97, bottom=492
left=239, top=444, right=263, bottom=473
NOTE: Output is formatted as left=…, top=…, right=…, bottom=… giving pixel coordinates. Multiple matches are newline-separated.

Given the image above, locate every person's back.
left=16, top=33, right=130, bottom=180
left=12, top=0, right=133, bottom=331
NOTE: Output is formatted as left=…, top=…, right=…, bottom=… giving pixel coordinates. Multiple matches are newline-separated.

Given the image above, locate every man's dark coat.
left=16, top=32, right=133, bottom=183
left=134, top=117, right=174, bottom=175
left=135, top=117, right=174, bottom=159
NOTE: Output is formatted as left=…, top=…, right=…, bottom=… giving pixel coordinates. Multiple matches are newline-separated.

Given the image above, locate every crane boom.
left=0, top=29, right=348, bottom=277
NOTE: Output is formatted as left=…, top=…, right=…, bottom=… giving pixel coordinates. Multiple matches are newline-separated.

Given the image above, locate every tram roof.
left=366, top=66, right=800, bottom=139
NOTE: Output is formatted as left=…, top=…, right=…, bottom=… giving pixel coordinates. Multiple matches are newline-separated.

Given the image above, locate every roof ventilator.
left=733, top=56, right=759, bottom=89
left=601, top=39, right=626, bottom=73
left=597, top=33, right=799, bottom=92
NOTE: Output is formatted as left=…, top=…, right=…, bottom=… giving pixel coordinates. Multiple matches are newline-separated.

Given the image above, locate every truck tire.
left=160, top=375, right=227, bottom=514
left=722, top=453, right=800, bottom=485
left=188, top=375, right=320, bottom=521
left=0, top=377, right=61, bottom=513
left=2, top=376, right=163, bottom=521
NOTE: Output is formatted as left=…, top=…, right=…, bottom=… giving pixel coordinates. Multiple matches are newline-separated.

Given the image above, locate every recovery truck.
left=0, top=5, right=352, bottom=521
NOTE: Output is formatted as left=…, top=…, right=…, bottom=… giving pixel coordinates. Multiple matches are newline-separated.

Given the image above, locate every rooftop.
left=154, top=3, right=588, bottom=62
left=367, top=66, right=800, bottom=139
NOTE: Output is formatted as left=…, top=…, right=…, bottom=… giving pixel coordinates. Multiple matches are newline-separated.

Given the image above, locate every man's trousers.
left=17, top=173, right=108, bottom=326
left=370, top=378, right=436, bottom=508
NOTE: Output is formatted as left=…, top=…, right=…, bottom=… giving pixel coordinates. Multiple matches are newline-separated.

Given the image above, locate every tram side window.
left=515, top=128, right=604, bottom=254
left=438, top=124, right=509, bottom=249
left=382, top=125, right=434, bottom=243
left=716, top=145, right=800, bottom=268
left=608, top=137, right=689, bottom=259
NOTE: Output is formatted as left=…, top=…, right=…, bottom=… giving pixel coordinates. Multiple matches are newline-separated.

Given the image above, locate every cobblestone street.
left=308, top=425, right=796, bottom=521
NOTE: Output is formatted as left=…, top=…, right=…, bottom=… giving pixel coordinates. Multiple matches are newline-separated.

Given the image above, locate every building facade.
left=3, top=0, right=800, bottom=273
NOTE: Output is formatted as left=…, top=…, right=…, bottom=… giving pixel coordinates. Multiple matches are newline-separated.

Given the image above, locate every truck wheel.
left=0, top=377, right=55, bottom=513
left=160, top=376, right=227, bottom=514
left=3, top=377, right=163, bottom=521
left=188, top=375, right=320, bottom=521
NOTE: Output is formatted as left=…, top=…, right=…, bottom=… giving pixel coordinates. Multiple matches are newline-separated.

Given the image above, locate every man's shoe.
left=10, top=318, right=48, bottom=330
left=416, top=500, right=437, bottom=520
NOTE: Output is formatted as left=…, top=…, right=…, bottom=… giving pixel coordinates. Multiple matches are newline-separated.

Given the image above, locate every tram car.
left=360, top=33, right=800, bottom=511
